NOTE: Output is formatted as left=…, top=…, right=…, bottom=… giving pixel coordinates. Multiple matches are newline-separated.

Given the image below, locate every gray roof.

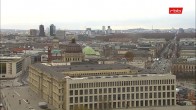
left=31, top=63, right=143, bottom=80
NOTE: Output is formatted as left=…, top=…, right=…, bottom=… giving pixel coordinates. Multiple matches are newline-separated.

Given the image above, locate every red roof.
left=10, top=48, right=29, bottom=53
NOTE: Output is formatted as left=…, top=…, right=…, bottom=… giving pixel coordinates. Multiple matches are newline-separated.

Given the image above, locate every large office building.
left=50, top=24, right=56, bottom=36
left=107, top=26, right=112, bottom=34
left=0, top=56, right=31, bottom=79
left=39, top=24, right=45, bottom=37
left=28, top=63, right=176, bottom=110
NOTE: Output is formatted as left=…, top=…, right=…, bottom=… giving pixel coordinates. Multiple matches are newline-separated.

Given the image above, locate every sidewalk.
left=1, top=86, right=56, bottom=110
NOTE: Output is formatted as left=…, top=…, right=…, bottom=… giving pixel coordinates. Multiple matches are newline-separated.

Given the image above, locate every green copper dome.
left=83, top=46, right=96, bottom=55
left=51, top=49, right=61, bottom=54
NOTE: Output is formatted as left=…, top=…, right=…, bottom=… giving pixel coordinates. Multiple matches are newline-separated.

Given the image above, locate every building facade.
left=39, top=24, right=45, bottom=37
left=28, top=63, right=176, bottom=110
left=0, top=56, right=31, bottom=79
left=50, top=24, right=56, bottom=36
left=172, top=59, right=196, bottom=81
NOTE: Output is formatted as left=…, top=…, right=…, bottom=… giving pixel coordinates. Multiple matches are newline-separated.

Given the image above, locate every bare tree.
left=124, top=51, right=134, bottom=61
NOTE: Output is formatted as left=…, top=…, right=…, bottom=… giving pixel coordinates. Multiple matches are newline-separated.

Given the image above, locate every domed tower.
left=62, top=37, right=84, bottom=62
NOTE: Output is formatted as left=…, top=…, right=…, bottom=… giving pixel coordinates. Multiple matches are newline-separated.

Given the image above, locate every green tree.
left=124, top=51, right=134, bottom=61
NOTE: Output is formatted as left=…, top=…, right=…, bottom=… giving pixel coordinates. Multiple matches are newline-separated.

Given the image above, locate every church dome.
left=83, top=46, right=97, bottom=55
left=64, top=38, right=82, bottom=53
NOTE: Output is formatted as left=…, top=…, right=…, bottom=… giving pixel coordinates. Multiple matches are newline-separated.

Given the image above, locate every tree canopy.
left=124, top=51, right=134, bottom=61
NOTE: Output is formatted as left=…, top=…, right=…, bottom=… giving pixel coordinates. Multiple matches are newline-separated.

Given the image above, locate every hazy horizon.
left=1, top=0, right=195, bottom=30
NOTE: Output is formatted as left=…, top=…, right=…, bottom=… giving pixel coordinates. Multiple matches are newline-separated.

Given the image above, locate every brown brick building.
left=172, top=59, right=196, bottom=81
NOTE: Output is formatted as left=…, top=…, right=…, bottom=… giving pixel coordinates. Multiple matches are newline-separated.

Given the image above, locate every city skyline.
left=1, top=0, right=195, bottom=30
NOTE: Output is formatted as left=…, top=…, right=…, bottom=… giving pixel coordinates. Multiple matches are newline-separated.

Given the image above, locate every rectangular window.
left=75, top=97, right=78, bottom=103
left=154, top=92, right=157, bottom=98
left=131, top=94, right=134, bottom=99
left=127, top=87, right=130, bottom=92
left=172, top=92, right=175, bottom=97
left=99, top=89, right=102, bottom=94
left=141, top=93, right=143, bottom=99
left=136, top=93, right=139, bottom=99
left=70, top=97, right=73, bottom=103
left=158, top=86, right=161, bottom=91
left=167, top=92, right=170, bottom=98
left=163, top=86, right=165, bottom=91
left=113, top=88, right=116, bottom=93
left=113, top=94, right=116, bottom=100
left=70, top=90, right=73, bottom=95
left=122, top=87, right=125, bottom=92
left=131, top=87, right=134, bottom=92
left=136, top=87, right=139, bottom=92
left=89, top=96, right=93, bottom=102
left=84, top=89, right=88, bottom=95
left=89, top=89, right=93, bottom=94
left=145, top=93, right=148, bottom=98
left=118, top=87, right=121, bottom=92
left=127, top=94, right=130, bottom=100
left=154, top=86, right=157, bottom=91
left=149, top=93, right=152, bottom=98
left=94, top=89, right=97, bottom=94
left=80, top=97, right=83, bottom=102
left=167, top=86, right=170, bottom=90
left=158, top=92, right=161, bottom=98
left=109, top=88, right=112, bottom=93
left=145, top=86, right=148, bottom=91
left=140, top=87, right=143, bottom=92
left=150, top=86, right=152, bottom=91
left=118, top=94, right=121, bottom=100
left=104, top=88, right=107, bottom=93
left=108, top=95, right=112, bottom=100
left=94, top=96, right=98, bottom=101
left=80, top=90, right=83, bottom=95
left=84, top=96, right=88, bottom=102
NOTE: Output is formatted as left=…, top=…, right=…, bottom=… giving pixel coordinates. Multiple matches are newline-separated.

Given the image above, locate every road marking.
left=23, top=99, right=28, bottom=104
left=14, top=90, right=20, bottom=96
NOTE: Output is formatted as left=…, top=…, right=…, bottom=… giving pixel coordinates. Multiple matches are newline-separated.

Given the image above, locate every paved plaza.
left=1, top=86, right=56, bottom=110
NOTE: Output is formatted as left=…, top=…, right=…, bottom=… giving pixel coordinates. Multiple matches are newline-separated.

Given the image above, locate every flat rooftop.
left=31, top=63, right=144, bottom=80
left=0, top=56, right=21, bottom=59
left=66, top=74, right=174, bottom=81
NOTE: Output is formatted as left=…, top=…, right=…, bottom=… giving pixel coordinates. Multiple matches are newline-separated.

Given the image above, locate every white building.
left=28, top=63, right=176, bottom=110
left=66, top=74, right=176, bottom=110
left=0, top=55, right=31, bottom=79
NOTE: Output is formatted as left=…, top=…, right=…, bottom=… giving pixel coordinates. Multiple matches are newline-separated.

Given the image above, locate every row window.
left=69, top=92, right=175, bottom=103
left=70, top=80, right=175, bottom=89
left=69, top=99, right=175, bottom=110
left=69, top=85, right=175, bottom=95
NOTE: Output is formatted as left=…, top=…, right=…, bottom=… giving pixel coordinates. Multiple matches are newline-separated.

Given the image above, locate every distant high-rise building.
left=29, top=29, right=38, bottom=36
left=102, top=26, right=106, bottom=34
left=85, top=28, right=92, bottom=36
left=102, top=26, right=105, bottom=32
left=178, top=28, right=184, bottom=33
left=50, top=24, right=56, bottom=36
left=107, top=26, right=112, bottom=34
left=39, top=24, right=45, bottom=37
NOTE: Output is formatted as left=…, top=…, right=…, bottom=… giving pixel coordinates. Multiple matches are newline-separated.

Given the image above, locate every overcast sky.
left=1, top=0, right=195, bottom=30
